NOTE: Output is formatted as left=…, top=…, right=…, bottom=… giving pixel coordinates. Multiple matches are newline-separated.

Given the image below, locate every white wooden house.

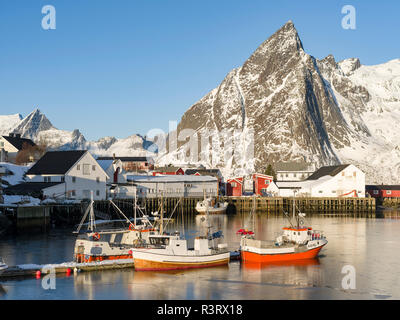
left=25, top=150, right=109, bottom=200
left=276, top=164, right=365, bottom=197
left=274, top=162, right=315, bottom=181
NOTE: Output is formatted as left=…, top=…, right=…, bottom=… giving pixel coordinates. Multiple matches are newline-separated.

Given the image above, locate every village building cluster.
left=1, top=132, right=400, bottom=204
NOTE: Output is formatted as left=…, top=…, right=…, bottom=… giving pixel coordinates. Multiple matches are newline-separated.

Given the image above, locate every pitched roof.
left=2, top=135, right=36, bottom=151
left=185, top=169, right=221, bottom=176
left=127, top=175, right=217, bottom=183
left=306, top=164, right=350, bottom=180
left=97, top=159, right=115, bottom=171
left=97, top=156, right=152, bottom=162
left=366, top=185, right=400, bottom=190
left=154, top=166, right=183, bottom=173
left=26, top=150, right=86, bottom=175
left=4, top=182, right=64, bottom=196
left=274, top=162, right=313, bottom=172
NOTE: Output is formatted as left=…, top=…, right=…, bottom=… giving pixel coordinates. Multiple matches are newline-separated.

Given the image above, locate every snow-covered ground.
left=0, top=162, right=29, bottom=188
left=2, top=195, right=41, bottom=206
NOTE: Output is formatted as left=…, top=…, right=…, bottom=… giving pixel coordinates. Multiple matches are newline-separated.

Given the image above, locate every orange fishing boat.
left=239, top=195, right=327, bottom=263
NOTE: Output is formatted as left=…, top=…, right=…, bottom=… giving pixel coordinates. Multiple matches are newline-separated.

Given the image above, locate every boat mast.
left=89, top=191, right=95, bottom=232
left=134, top=183, right=137, bottom=227
left=160, top=191, right=164, bottom=235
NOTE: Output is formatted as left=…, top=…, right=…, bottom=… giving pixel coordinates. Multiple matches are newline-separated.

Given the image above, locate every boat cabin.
left=282, top=227, right=310, bottom=244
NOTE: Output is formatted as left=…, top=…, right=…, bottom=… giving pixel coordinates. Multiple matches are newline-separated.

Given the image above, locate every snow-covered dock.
left=0, top=259, right=135, bottom=279
left=0, top=253, right=241, bottom=280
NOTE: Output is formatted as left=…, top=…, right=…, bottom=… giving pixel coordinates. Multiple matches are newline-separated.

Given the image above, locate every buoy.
left=35, top=270, right=41, bottom=278
left=66, top=268, right=72, bottom=276
left=128, top=250, right=133, bottom=256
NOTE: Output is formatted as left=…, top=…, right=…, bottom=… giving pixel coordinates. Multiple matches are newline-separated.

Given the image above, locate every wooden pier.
left=90, top=196, right=376, bottom=217
left=0, top=259, right=135, bottom=280
left=221, top=196, right=375, bottom=215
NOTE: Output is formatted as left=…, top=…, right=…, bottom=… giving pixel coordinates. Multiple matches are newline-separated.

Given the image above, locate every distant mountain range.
left=157, top=21, right=400, bottom=184
left=0, top=109, right=156, bottom=158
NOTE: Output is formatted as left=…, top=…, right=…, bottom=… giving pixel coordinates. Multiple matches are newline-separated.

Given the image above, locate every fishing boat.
left=73, top=192, right=161, bottom=263
left=0, top=258, right=8, bottom=274
left=131, top=195, right=230, bottom=271
left=195, top=197, right=228, bottom=214
left=238, top=194, right=327, bottom=263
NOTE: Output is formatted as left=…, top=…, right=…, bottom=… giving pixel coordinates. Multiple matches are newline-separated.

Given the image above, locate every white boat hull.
left=131, top=249, right=230, bottom=271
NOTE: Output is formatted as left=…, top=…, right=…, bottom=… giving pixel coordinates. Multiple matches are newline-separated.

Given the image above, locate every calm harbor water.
left=1, top=210, right=400, bottom=300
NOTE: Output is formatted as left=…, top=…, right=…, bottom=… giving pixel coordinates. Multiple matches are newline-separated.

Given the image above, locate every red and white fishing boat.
left=238, top=195, right=327, bottom=263
left=73, top=193, right=160, bottom=263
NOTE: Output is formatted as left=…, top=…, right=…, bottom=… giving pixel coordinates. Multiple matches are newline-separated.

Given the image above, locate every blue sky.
left=0, top=0, right=399, bottom=140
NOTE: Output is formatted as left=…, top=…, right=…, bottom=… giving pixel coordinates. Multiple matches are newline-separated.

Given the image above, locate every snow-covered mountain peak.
left=170, top=20, right=400, bottom=184
left=13, top=108, right=54, bottom=139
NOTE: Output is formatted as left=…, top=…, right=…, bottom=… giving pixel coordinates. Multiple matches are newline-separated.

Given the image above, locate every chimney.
left=9, top=133, right=14, bottom=138
left=15, top=133, right=21, bottom=138
left=113, top=153, right=116, bottom=160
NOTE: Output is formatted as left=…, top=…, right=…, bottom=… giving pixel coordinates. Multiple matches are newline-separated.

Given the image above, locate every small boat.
left=131, top=234, right=230, bottom=271
left=0, top=258, right=8, bottom=274
left=238, top=195, right=327, bottom=263
left=73, top=192, right=162, bottom=263
left=195, top=197, right=228, bottom=214
left=131, top=196, right=230, bottom=271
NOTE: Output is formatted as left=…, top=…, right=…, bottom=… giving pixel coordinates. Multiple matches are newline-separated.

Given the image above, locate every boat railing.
left=310, top=230, right=324, bottom=240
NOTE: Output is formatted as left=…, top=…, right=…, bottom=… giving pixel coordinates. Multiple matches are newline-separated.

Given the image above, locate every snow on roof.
left=276, top=175, right=332, bottom=189
left=97, top=159, right=114, bottom=171
left=127, top=175, right=217, bottom=183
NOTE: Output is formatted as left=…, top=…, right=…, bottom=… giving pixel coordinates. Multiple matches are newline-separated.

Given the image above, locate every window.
left=72, top=177, right=76, bottom=183
left=332, top=190, right=336, bottom=193
left=387, top=190, right=392, bottom=195
left=0, top=142, right=4, bottom=147
left=318, top=190, right=323, bottom=193
left=96, top=190, right=100, bottom=196
left=83, top=164, right=90, bottom=175
left=61, top=176, right=65, bottom=182
left=96, top=177, right=100, bottom=183
left=92, top=165, right=96, bottom=171
left=231, top=182, right=237, bottom=188
left=44, top=176, right=51, bottom=182
left=71, top=190, right=76, bottom=197
left=293, top=173, right=297, bottom=178
left=77, top=165, right=80, bottom=170
left=373, top=190, right=379, bottom=195
left=353, top=172, right=357, bottom=177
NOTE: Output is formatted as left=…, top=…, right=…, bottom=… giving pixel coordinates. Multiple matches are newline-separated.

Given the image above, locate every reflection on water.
left=1, top=211, right=400, bottom=299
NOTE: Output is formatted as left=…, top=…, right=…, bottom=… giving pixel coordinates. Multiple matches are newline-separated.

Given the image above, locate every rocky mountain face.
left=0, top=109, right=154, bottom=158
left=158, top=21, right=400, bottom=184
